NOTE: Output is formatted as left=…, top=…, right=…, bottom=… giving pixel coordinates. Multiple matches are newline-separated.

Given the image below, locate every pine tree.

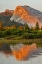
left=0, top=21, right=3, bottom=30
left=24, top=24, right=30, bottom=30
left=35, top=22, right=39, bottom=30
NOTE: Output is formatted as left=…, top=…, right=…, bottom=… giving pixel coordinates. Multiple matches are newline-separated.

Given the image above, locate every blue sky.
left=0, top=0, right=42, bottom=12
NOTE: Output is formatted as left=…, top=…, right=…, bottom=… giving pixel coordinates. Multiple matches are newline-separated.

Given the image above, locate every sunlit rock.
left=10, top=5, right=42, bottom=28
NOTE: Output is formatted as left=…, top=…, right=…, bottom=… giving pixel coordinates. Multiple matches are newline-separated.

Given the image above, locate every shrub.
left=31, top=30, right=38, bottom=34
left=35, top=22, right=39, bottom=30
left=2, top=29, right=12, bottom=36
left=0, top=31, right=2, bottom=37
left=24, top=24, right=30, bottom=30
left=21, top=32, right=42, bottom=39
left=37, top=30, right=42, bottom=38
left=22, top=33, right=36, bottom=39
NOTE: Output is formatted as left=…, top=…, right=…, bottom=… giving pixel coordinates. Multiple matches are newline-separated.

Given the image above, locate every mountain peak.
left=11, top=5, right=42, bottom=27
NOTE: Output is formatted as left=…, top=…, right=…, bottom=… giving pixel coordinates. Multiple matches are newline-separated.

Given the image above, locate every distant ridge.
left=0, top=9, right=24, bottom=27
left=0, top=9, right=14, bottom=16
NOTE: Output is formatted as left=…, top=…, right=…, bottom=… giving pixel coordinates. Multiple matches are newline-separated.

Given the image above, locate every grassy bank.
left=0, top=27, right=42, bottom=48
left=0, top=38, right=42, bottom=47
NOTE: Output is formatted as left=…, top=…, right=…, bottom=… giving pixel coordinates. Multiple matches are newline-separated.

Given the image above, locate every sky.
left=0, top=0, right=42, bottom=12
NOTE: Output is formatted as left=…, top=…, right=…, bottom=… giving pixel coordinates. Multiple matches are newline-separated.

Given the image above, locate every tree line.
left=0, top=21, right=42, bottom=39
left=0, top=21, right=42, bottom=30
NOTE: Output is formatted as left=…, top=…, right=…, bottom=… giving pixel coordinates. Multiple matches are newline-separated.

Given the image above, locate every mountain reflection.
left=0, top=43, right=42, bottom=61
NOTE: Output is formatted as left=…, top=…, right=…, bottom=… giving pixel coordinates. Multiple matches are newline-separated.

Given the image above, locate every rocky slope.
left=0, top=9, right=23, bottom=26
left=11, top=5, right=42, bottom=27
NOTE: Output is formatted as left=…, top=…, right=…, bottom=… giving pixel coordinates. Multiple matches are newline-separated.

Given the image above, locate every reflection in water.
left=0, top=43, right=42, bottom=62
left=0, top=43, right=37, bottom=61
left=0, top=48, right=42, bottom=64
left=10, top=43, right=37, bottom=61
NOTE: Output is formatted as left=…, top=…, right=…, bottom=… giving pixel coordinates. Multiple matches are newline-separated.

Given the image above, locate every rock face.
left=11, top=5, right=42, bottom=27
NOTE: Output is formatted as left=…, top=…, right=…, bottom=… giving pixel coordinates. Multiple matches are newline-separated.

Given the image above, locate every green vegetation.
left=35, top=22, right=39, bottom=30
left=0, top=22, right=42, bottom=47
left=24, top=24, right=30, bottom=30
left=0, top=28, right=42, bottom=39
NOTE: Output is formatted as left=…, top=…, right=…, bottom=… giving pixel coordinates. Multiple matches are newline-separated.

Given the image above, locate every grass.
left=0, top=38, right=42, bottom=47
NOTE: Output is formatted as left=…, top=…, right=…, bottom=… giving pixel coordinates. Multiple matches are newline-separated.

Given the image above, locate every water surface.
left=0, top=48, right=42, bottom=64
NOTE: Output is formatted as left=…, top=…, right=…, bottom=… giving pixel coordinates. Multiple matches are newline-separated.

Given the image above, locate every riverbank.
left=0, top=38, right=42, bottom=47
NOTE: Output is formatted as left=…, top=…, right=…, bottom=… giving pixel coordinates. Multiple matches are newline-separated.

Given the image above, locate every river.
left=0, top=43, right=42, bottom=64
left=0, top=48, right=42, bottom=64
